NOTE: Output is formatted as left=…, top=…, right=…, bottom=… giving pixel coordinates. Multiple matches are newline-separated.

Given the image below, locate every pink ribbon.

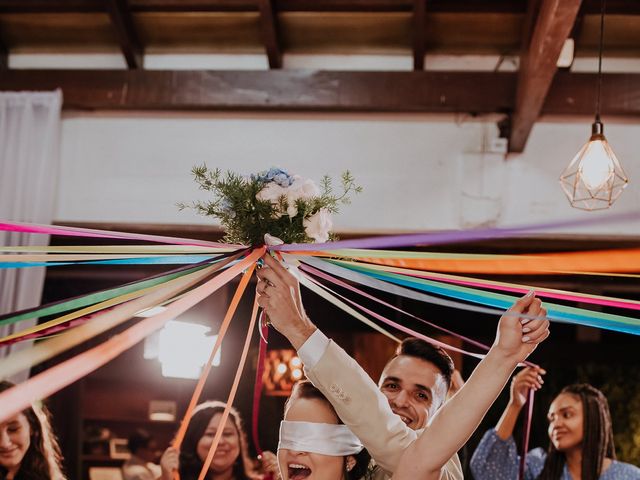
left=0, top=221, right=240, bottom=248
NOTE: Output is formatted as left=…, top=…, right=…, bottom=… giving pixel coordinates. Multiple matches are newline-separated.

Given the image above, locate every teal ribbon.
left=334, top=261, right=640, bottom=335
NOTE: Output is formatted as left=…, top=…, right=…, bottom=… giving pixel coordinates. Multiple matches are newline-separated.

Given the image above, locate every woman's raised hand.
left=509, top=366, right=546, bottom=409
left=160, top=447, right=179, bottom=480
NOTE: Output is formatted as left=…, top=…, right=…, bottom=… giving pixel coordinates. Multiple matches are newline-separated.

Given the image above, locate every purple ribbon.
left=274, top=210, right=640, bottom=251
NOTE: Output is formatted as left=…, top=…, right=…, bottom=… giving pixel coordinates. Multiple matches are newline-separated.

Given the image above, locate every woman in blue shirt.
left=470, top=367, right=640, bottom=480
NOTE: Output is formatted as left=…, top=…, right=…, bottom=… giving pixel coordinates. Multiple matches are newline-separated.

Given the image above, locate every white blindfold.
left=278, top=421, right=364, bottom=456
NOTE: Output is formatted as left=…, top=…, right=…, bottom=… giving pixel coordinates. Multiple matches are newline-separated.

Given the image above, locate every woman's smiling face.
left=547, top=393, right=584, bottom=452
left=0, top=413, right=31, bottom=473
left=196, top=413, right=241, bottom=474
left=278, top=397, right=348, bottom=480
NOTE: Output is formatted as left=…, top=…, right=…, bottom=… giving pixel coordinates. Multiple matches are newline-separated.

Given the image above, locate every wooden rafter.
left=412, top=0, right=426, bottom=70
left=0, top=70, right=638, bottom=117
left=509, top=0, right=582, bottom=152
left=0, top=0, right=636, bottom=14
left=105, top=0, right=143, bottom=69
left=258, top=0, right=282, bottom=69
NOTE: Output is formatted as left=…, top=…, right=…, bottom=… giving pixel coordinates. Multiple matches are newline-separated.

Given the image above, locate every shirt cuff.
left=298, top=329, right=330, bottom=369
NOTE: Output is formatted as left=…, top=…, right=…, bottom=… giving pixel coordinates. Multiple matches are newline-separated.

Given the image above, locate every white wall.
left=56, top=111, right=640, bottom=235
left=15, top=51, right=630, bottom=236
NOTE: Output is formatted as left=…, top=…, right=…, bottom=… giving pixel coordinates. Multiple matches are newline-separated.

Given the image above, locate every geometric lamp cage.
left=559, top=122, right=629, bottom=211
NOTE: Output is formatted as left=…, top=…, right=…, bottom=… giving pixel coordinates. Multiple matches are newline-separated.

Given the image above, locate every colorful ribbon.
left=274, top=210, right=640, bottom=251
left=333, top=260, right=640, bottom=311
left=0, top=252, right=242, bottom=327
left=329, top=248, right=640, bottom=275
left=0, top=254, right=218, bottom=269
left=0, top=251, right=259, bottom=423
left=196, top=294, right=260, bottom=480
left=332, top=261, right=640, bottom=335
left=0, top=220, right=241, bottom=248
left=172, top=253, right=262, bottom=453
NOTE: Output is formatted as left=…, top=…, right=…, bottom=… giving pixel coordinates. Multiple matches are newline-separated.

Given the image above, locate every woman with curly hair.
left=470, top=368, right=640, bottom=479
left=0, top=381, right=65, bottom=480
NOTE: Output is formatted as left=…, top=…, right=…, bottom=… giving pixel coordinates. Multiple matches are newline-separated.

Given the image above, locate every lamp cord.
left=595, top=0, right=606, bottom=122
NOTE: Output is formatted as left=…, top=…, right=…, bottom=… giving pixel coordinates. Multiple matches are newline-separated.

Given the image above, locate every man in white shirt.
left=122, top=429, right=161, bottom=480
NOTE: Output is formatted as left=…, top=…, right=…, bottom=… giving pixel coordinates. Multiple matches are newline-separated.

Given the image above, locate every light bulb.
left=577, top=139, right=614, bottom=190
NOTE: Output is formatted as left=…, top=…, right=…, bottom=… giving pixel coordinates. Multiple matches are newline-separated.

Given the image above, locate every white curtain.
left=0, top=90, right=62, bottom=383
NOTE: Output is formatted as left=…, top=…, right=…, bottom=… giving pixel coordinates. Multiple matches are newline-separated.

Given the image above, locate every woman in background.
left=160, top=401, right=276, bottom=480
left=470, top=367, right=640, bottom=479
left=0, top=381, right=65, bottom=480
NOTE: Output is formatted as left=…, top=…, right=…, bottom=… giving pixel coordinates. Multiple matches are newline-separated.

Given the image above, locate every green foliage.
left=178, top=166, right=361, bottom=246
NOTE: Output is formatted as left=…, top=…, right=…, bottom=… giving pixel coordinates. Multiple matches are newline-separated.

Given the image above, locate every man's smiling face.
left=379, top=355, right=448, bottom=430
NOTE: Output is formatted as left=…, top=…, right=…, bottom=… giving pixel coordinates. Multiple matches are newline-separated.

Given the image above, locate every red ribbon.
left=519, top=389, right=535, bottom=480
left=252, top=313, right=269, bottom=452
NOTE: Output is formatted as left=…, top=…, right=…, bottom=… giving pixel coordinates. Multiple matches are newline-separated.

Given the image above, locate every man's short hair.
left=128, top=429, right=151, bottom=455
left=387, top=337, right=455, bottom=389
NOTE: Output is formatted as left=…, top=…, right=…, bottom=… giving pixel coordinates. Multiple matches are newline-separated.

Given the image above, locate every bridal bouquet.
left=180, top=166, right=361, bottom=246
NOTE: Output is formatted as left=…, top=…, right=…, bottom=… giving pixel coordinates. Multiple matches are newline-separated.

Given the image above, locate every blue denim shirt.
left=470, top=429, right=640, bottom=480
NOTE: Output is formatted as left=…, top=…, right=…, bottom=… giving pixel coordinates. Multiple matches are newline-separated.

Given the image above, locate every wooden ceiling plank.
left=0, top=69, right=638, bottom=117
left=106, top=0, right=143, bottom=69
left=412, top=0, right=426, bottom=70
left=258, top=0, right=282, bottom=69
left=509, top=0, right=582, bottom=152
left=0, top=70, right=513, bottom=111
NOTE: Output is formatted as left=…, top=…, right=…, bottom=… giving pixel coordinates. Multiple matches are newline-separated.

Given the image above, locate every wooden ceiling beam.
left=0, top=70, right=638, bottom=117
left=509, top=0, right=582, bottom=153
left=0, top=0, right=516, bottom=14
left=131, top=0, right=526, bottom=13
left=0, top=70, right=515, bottom=112
left=258, top=0, right=282, bottom=69
left=0, top=1, right=105, bottom=13
left=0, top=0, right=637, bottom=14
left=106, top=0, right=143, bottom=69
left=412, top=0, right=426, bottom=70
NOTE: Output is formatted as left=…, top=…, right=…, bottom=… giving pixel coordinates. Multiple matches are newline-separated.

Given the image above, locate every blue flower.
left=254, top=167, right=293, bottom=187
left=273, top=173, right=293, bottom=187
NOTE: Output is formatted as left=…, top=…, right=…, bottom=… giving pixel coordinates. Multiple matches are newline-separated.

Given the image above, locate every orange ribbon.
left=197, top=294, right=261, bottom=480
left=171, top=252, right=261, bottom=477
left=346, top=248, right=640, bottom=274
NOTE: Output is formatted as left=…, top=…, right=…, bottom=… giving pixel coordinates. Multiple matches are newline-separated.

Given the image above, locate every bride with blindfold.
left=277, top=380, right=373, bottom=480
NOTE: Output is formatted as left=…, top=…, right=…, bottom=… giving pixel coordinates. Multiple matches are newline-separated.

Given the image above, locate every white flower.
left=256, top=182, right=286, bottom=203
left=288, top=176, right=320, bottom=201
left=258, top=176, right=321, bottom=218
left=286, top=201, right=298, bottom=217
left=304, top=209, right=333, bottom=243
left=285, top=177, right=320, bottom=217
left=264, top=233, right=284, bottom=246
